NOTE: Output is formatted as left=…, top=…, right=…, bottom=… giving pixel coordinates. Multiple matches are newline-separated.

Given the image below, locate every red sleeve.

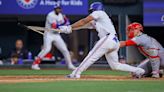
left=51, top=22, right=57, bottom=29
left=125, top=40, right=137, bottom=46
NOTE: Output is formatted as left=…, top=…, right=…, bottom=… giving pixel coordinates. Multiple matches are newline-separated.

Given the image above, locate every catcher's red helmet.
left=127, top=22, right=143, bottom=32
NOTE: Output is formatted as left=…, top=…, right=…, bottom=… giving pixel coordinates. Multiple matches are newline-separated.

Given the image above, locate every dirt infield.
left=0, top=75, right=164, bottom=83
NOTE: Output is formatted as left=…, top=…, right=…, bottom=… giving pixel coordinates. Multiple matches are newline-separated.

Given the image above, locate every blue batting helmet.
left=54, top=3, right=61, bottom=9
left=89, top=2, right=104, bottom=11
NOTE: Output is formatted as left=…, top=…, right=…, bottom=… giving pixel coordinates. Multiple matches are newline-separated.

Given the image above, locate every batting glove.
left=58, top=25, right=72, bottom=34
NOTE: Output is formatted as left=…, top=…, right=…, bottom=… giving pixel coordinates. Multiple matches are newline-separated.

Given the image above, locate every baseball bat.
left=17, top=23, right=44, bottom=35
left=18, top=23, right=61, bottom=33
left=28, top=26, right=61, bottom=33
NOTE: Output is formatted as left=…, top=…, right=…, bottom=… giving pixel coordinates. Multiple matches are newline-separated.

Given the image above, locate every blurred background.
left=0, top=0, right=163, bottom=67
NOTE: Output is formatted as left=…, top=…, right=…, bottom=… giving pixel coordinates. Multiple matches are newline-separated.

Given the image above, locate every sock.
left=33, top=57, right=41, bottom=65
left=151, top=60, right=160, bottom=74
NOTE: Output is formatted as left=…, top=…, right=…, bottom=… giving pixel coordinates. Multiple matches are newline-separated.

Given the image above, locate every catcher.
left=120, top=22, right=164, bottom=78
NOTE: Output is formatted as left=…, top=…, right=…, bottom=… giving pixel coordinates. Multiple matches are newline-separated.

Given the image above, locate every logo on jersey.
left=16, top=0, right=38, bottom=9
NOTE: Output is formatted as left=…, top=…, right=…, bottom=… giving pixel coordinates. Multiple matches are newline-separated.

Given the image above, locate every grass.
left=0, top=81, right=164, bottom=92
left=0, top=69, right=164, bottom=92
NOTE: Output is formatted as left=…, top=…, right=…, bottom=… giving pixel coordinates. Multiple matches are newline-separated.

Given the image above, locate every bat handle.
left=17, top=23, right=28, bottom=29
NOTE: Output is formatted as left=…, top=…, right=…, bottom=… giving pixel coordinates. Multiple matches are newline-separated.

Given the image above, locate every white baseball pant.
left=71, top=34, right=144, bottom=75
left=37, top=31, right=73, bottom=66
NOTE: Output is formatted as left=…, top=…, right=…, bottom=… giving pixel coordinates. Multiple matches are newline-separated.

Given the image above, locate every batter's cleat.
left=159, top=69, right=164, bottom=78
left=132, top=69, right=145, bottom=79
left=152, top=71, right=160, bottom=78
left=65, top=74, right=80, bottom=79
left=68, top=65, right=76, bottom=70
left=31, top=64, right=40, bottom=70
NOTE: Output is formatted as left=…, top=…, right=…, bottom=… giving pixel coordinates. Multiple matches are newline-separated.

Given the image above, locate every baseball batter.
left=31, top=4, right=76, bottom=70
left=120, top=22, right=164, bottom=78
left=58, top=2, right=145, bottom=78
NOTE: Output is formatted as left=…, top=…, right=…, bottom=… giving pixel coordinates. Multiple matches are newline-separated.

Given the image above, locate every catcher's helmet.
left=89, top=2, right=104, bottom=12
left=127, top=22, right=143, bottom=32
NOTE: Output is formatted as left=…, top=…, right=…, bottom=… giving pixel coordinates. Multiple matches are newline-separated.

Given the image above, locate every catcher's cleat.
left=152, top=74, right=160, bottom=78
left=159, top=69, right=163, bottom=78
left=152, top=71, right=160, bottom=78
